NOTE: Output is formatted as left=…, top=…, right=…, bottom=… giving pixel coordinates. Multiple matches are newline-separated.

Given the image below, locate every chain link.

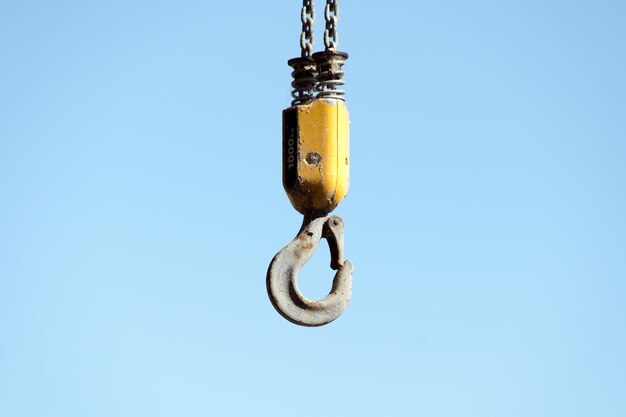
left=324, top=0, right=339, bottom=50
left=300, top=0, right=315, bottom=57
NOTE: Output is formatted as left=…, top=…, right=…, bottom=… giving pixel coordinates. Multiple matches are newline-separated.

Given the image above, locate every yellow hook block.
left=282, top=98, right=350, bottom=215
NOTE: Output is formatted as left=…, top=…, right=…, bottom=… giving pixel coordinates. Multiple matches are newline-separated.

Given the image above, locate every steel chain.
left=300, top=0, right=315, bottom=57
left=324, top=0, right=339, bottom=50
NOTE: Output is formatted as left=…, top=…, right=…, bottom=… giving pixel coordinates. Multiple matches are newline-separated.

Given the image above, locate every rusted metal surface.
left=266, top=215, right=353, bottom=327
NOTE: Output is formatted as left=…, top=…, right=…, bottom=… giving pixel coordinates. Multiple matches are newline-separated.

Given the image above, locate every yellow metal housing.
left=282, top=98, right=350, bottom=215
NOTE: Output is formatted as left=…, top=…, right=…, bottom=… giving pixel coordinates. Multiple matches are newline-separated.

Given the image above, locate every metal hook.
left=267, top=215, right=353, bottom=327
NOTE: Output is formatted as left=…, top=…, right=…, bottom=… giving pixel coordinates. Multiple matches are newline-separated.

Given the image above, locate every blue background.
left=1, top=1, right=625, bottom=416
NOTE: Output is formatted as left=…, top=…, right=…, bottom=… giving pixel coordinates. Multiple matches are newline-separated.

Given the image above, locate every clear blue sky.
left=1, top=1, right=625, bottom=416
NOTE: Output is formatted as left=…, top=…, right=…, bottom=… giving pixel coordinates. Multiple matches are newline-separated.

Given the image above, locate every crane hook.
left=266, top=215, right=353, bottom=327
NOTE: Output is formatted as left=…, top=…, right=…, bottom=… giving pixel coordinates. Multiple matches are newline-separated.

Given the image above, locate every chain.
left=300, top=1, right=339, bottom=55
left=324, top=0, right=339, bottom=50
left=300, top=0, right=315, bottom=57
